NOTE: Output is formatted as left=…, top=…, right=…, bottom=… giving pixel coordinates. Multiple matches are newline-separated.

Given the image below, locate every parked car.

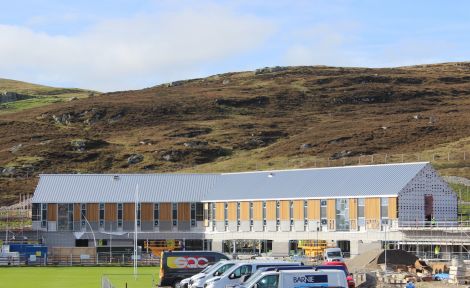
left=186, top=260, right=239, bottom=288
left=159, top=251, right=229, bottom=287
left=323, top=247, right=344, bottom=262
left=204, top=261, right=302, bottom=288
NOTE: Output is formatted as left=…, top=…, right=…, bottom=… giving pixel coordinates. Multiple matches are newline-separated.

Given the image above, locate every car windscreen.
left=327, top=251, right=342, bottom=257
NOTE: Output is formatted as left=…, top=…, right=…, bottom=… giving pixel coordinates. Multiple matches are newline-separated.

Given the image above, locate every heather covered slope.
left=1, top=63, right=470, bottom=205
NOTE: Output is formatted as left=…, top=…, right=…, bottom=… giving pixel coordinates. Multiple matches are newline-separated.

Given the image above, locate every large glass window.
left=237, top=202, right=241, bottom=228
left=320, top=200, right=327, bottom=226
left=172, top=203, right=178, bottom=226
left=191, top=203, right=197, bottom=227
left=336, top=199, right=349, bottom=231
left=289, top=201, right=294, bottom=227
left=249, top=202, right=254, bottom=228
left=262, top=201, right=267, bottom=227
left=381, top=198, right=389, bottom=219
left=32, top=203, right=40, bottom=221
left=358, top=198, right=365, bottom=227
left=137, top=203, right=141, bottom=227
left=196, top=203, right=203, bottom=221
left=58, top=203, right=73, bottom=231
left=276, top=201, right=280, bottom=228
left=80, top=203, right=86, bottom=229
left=154, top=203, right=159, bottom=227
left=224, top=203, right=228, bottom=228
left=99, top=203, right=105, bottom=228
left=41, top=204, right=48, bottom=228
left=117, top=203, right=123, bottom=228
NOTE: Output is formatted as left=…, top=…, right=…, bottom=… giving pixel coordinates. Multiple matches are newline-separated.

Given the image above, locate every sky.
left=0, top=0, right=469, bottom=91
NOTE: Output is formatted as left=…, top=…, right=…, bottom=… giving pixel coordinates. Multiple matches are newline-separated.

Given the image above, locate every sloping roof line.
left=32, top=162, right=429, bottom=203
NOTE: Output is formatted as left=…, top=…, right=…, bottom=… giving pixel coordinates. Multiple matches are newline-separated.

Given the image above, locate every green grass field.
left=0, top=266, right=159, bottom=288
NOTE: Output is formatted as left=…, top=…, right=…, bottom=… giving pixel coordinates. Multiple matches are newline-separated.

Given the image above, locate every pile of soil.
left=364, top=249, right=418, bottom=269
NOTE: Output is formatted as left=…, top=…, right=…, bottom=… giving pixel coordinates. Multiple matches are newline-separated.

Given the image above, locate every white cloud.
left=0, top=4, right=274, bottom=91
left=282, top=23, right=361, bottom=67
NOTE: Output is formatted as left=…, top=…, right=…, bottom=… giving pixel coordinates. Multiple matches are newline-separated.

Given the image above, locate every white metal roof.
left=32, top=174, right=218, bottom=203
left=32, top=162, right=430, bottom=203
left=205, top=162, right=429, bottom=202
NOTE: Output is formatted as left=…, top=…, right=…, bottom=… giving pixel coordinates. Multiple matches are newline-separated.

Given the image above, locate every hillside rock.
left=70, top=139, right=108, bottom=152
left=0, top=92, right=33, bottom=103
left=127, top=154, right=144, bottom=164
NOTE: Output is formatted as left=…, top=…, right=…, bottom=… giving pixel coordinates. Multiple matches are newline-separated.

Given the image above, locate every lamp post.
left=81, top=213, right=97, bottom=264
left=384, top=219, right=388, bottom=274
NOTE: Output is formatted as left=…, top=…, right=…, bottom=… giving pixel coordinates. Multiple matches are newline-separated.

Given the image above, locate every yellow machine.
left=297, top=240, right=330, bottom=257
left=144, top=240, right=182, bottom=256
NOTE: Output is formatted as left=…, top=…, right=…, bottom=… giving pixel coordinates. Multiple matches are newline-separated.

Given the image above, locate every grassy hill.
left=0, top=78, right=97, bottom=114
left=0, top=63, right=470, bottom=205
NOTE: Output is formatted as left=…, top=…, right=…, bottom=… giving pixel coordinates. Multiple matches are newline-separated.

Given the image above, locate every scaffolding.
left=397, top=220, right=470, bottom=261
left=0, top=194, right=32, bottom=244
left=143, top=240, right=182, bottom=257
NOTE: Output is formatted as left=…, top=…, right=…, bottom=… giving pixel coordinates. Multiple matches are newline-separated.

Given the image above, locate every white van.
left=176, top=263, right=215, bottom=288
left=239, top=269, right=348, bottom=288
left=323, top=248, right=344, bottom=262
left=185, top=260, right=239, bottom=288
left=204, top=261, right=302, bottom=288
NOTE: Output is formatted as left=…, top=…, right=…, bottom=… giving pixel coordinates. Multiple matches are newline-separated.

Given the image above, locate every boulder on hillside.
left=127, top=154, right=144, bottom=164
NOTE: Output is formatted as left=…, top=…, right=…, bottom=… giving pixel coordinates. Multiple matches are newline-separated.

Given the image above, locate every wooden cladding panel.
left=178, top=203, right=190, bottom=221
left=123, top=203, right=135, bottom=221
left=365, top=198, right=380, bottom=220
left=228, top=202, right=237, bottom=221
left=308, top=200, right=320, bottom=220
left=327, top=199, right=336, bottom=220
left=293, top=200, right=304, bottom=220
left=105, top=203, right=117, bottom=221
left=141, top=203, right=153, bottom=221
left=349, top=198, right=358, bottom=220
left=215, top=202, right=225, bottom=221
left=160, top=203, right=171, bottom=221
left=87, top=203, right=99, bottom=221
left=388, top=197, right=397, bottom=219
left=280, top=200, right=290, bottom=220
left=253, top=201, right=263, bottom=220
left=47, top=203, right=57, bottom=221
left=266, top=201, right=276, bottom=220
left=240, top=202, right=250, bottom=221
left=73, top=203, right=80, bottom=221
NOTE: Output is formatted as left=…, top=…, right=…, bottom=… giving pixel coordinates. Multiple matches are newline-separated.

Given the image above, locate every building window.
left=32, top=203, right=41, bottom=221
left=172, top=203, right=178, bottom=227
left=58, top=203, right=73, bottom=231
left=211, top=203, right=216, bottom=230
left=276, top=201, right=280, bottom=228
left=381, top=198, right=388, bottom=219
left=41, top=204, right=48, bottom=228
left=99, top=203, right=105, bottom=228
left=117, top=203, right=123, bottom=228
left=224, top=203, right=229, bottom=229
left=358, top=198, right=365, bottom=227
left=262, top=201, right=267, bottom=227
left=290, top=201, right=294, bottom=227
left=196, top=203, right=203, bottom=221
left=154, top=203, right=159, bottom=227
left=236, top=202, right=241, bottom=228
left=191, top=203, right=197, bottom=227
left=335, top=199, right=349, bottom=231
left=320, top=200, right=327, bottom=227
left=249, top=202, right=254, bottom=228
left=304, top=200, right=308, bottom=227
left=137, top=203, right=141, bottom=227
left=80, top=203, right=86, bottom=229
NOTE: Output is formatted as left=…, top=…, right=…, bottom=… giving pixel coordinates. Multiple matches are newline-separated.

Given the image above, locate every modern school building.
left=31, top=162, right=461, bottom=257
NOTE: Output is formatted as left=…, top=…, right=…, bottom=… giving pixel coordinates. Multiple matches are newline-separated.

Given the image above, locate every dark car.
left=159, top=251, right=229, bottom=287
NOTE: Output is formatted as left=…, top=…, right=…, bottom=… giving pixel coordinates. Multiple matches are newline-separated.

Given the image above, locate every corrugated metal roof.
left=32, top=162, right=429, bottom=203
left=205, top=162, right=429, bottom=201
left=32, top=174, right=218, bottom=203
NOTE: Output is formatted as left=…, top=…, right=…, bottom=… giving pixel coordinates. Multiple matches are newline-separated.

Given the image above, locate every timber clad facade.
left=31, top=162, right=458, bottom=256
